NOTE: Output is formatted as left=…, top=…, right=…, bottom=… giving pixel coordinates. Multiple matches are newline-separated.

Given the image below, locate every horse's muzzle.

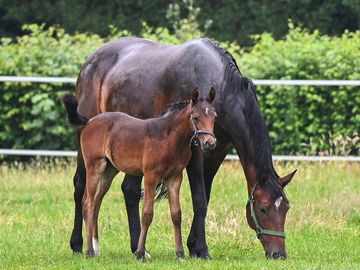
left=266, top=252, right=287, bottom=260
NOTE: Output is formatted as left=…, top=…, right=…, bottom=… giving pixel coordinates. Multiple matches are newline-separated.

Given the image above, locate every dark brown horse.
left=70, top=37, right=296, bottom=259
left=61, top=88, right=217, bottom=260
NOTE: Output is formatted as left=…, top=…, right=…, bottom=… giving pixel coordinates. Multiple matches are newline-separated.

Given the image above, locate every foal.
left=61, top=88, right=217, bottom=260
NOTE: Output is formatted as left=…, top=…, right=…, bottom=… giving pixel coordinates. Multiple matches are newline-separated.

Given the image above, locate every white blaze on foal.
left=275, top=197, right=283, bottom=210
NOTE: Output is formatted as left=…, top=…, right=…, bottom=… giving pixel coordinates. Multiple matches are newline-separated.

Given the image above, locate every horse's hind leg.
left=121, top=174, right=142, bottom=253
left=70, top=149, right=86, bottom=254
left=135, top=175, right=157, bottom=261
left=166, top=174, right=185, bottom=259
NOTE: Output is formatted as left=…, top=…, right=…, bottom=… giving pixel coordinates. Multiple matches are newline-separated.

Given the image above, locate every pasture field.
left=0, top=160, right=359, bottom=269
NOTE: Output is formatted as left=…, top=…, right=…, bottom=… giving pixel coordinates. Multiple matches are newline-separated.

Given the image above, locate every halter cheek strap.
left=189, top=113, right=216, bottom=147
left=246, top=181, right=286, bottom=239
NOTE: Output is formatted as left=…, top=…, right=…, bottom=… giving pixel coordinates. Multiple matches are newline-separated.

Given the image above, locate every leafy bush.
left=0, top=24, right=107, bottom=151
left=236, top=23, right=360, bottom=154
left=1, top=17, right=360, bottom=157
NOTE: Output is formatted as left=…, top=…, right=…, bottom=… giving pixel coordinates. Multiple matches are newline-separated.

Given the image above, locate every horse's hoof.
left=190, top=250, right=212, bottom=260
left=72, top=250, right=83, bottom=255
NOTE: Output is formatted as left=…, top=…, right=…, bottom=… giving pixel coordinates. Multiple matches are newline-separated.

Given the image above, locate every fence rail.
left=1, top=76, right=360, bottom=161
left=1, top=149, right=360, bottom=162
left=1, top=76, right=360, bottom=86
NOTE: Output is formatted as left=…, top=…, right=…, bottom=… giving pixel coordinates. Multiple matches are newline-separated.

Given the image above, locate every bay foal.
left=61, top=88, right=216, bottom=260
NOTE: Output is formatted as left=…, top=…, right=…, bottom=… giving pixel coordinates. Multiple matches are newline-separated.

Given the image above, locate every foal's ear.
left=192, top=87, right=200, bottom=103
left=206, top=87, right=216, bottom=104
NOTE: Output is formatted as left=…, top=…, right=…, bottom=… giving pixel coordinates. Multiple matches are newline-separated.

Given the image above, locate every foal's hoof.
left=134, top=251, right=146, bottom=262
left=85, top=249, right=95, bottom=257
left=176, top=251, right=186, bottom=261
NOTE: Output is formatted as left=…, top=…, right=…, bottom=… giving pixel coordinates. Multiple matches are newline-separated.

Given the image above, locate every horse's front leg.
left=121, top=174, right=142, bottom=253
left=166, top=174, right=185, bottom=259
left=135, top=176, right=157, bottom=262
left=185, top=145, right=211, bottom=259
left=70, top=148, right=86, bottom=254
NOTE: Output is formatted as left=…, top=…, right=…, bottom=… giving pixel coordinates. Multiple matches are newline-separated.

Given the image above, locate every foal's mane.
left=158, top=100, right=190, bottom=117
left=210, top=39, right=282, bottom=198
left=159, top=97, right=209, bottom=117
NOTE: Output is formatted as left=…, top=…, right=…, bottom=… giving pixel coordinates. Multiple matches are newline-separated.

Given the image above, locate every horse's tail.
left=59, top=93, right=89, bottom=128
left=140, top=180, right=168, bottom=202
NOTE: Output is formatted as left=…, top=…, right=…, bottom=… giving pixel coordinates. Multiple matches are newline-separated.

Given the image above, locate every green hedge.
left=235, top=23, right=360, bottom=155
left=0, top=24, right=108, bottom=151
left=1, top=22, right=360, bottom=157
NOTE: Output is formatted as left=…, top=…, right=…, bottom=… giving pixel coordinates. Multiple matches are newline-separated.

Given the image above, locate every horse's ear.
left=258, top=171, right=268, bottom=186
left=206, top=87, right=216, bottom=104
left=278, top=169, right=297, bottom=188
left=192, top=87, right=200, bottom=103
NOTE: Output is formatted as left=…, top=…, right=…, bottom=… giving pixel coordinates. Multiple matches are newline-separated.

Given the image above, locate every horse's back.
left=75, top=37, right=226, bottom=119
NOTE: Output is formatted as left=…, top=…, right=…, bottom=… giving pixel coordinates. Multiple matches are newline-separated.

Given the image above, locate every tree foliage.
left=0, top=0, right=359, bottom=46
left=1, top=3, right=360, bottom=157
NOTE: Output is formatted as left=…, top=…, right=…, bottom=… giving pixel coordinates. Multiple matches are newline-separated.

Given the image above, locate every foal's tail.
left=59, top=93, right=89, bottom=128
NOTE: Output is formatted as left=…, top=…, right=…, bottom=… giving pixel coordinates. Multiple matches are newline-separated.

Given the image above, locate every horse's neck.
left=221, top=90, right=274, bottom=192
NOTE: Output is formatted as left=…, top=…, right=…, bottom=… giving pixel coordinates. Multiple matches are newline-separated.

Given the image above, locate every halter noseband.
left=246, top=181, right=286, bottom=239
left=189, top=107, right=216, bottom=147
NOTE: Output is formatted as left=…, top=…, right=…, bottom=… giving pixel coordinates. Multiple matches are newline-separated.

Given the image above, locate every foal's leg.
left=135, top=175, right=157, bottom=261
left=92, top=163, right=119, bottom=256
left=83, top=158, right=110, bottom=257
left=166, top=173, right=185, bottom=259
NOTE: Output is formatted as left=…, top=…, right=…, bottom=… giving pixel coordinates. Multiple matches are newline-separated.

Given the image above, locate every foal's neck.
left=164, top=104, right=193, bottom=140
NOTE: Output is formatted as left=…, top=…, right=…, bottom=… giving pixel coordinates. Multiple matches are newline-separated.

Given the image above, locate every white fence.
left=1, top=76, right=360, bottom=161
left=2, top=76, right=360, bottom=86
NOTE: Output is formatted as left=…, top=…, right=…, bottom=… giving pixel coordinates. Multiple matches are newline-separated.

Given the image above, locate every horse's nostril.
left=266, top=252, right=287, bottom=260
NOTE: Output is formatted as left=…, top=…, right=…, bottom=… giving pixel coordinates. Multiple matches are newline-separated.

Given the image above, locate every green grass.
left=0, top=160, right=360, bottom=269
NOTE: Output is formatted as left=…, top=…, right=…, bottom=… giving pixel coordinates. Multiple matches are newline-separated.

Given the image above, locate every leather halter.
left=189, top=107, right=216, bottom=147
left=246, top=181, right=286, bottom=239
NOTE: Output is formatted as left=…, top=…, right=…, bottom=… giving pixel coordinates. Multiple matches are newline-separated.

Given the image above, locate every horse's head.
left=190, top=87, right=217, bottom=153
left=246, top=170, right=296, bottom=259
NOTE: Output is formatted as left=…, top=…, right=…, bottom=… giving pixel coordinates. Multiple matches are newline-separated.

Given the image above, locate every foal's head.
left=190, top=88, right=217, bottom=152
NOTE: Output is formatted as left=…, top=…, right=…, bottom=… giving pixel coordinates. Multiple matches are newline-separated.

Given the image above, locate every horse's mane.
left=218, top=46, right=282, bottom=199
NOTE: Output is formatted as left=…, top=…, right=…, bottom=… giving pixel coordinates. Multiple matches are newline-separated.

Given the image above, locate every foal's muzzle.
left=202, top=139, right=217, bottom=152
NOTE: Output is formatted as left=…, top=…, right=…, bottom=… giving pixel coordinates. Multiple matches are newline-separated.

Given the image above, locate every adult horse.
left=71, top=37, right=296, bottom=259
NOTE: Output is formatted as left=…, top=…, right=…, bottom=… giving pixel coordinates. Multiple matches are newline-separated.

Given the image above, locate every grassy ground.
left=0, top=160, right=359, bottom=269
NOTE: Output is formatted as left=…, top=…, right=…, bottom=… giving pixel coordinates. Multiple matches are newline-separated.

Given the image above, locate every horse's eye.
left=259, top=207, right=267, bottom=214
left=193, top=116, right=199, bottom=121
